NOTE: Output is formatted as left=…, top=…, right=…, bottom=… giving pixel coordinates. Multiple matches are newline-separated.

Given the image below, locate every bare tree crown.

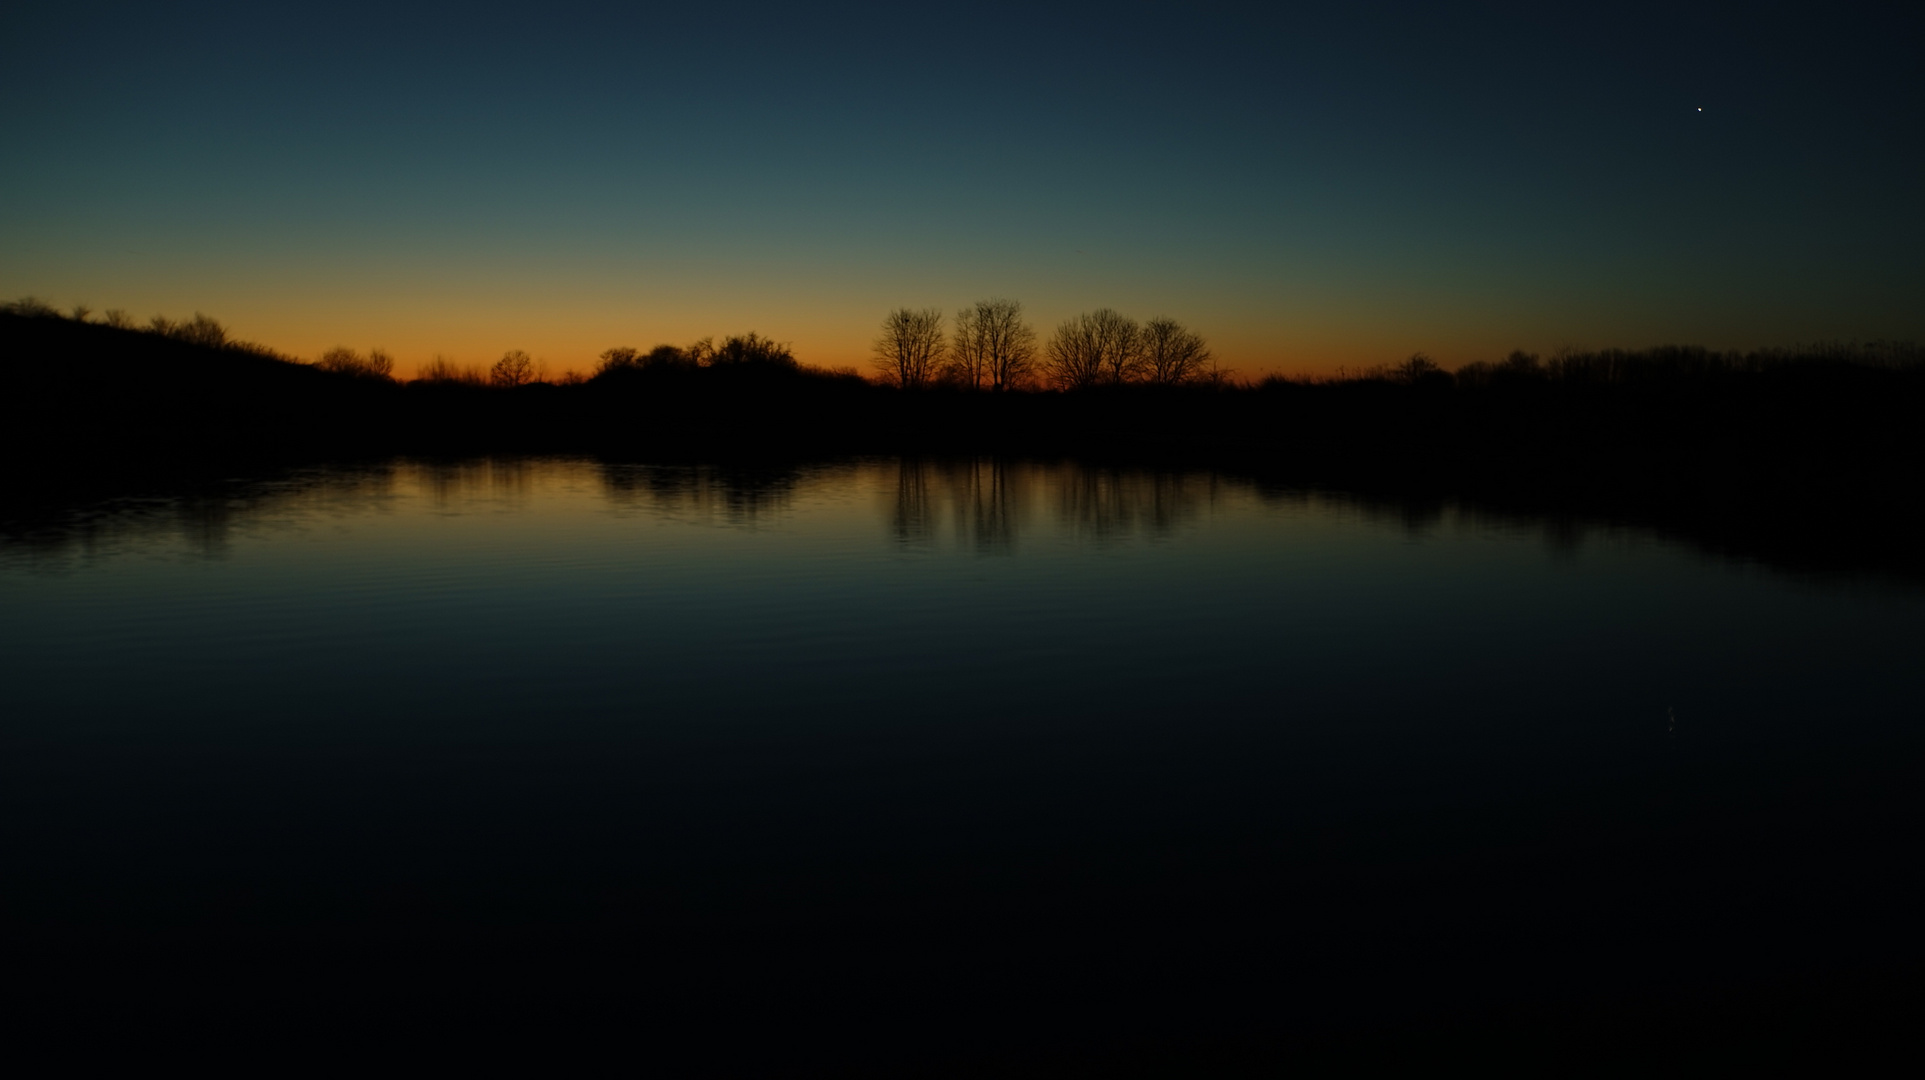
left=1046, top=308, right=1148, bottom=389
left=950, top=298, right=1036, bottom=391
left=491, top=349, right=535, bottom=387
left=1036, top=310, right=1215, bottom=389
left=1141, top=317, right=1213, bottom=385
left=872, top=307, right=946, bottom=389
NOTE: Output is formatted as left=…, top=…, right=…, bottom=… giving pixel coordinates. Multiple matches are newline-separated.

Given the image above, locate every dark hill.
left=2, top=312, right=400, bottom=468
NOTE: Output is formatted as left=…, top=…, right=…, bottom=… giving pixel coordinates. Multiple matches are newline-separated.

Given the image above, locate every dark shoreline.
left=8, top=311, right=1924, bottom=584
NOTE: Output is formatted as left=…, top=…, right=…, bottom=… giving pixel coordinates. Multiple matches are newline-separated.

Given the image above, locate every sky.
left=3, top=1, right=1921, bottom=377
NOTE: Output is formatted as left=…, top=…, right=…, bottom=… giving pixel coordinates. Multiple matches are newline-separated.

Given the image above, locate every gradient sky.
left=3, top=1, right=1920, bottom=376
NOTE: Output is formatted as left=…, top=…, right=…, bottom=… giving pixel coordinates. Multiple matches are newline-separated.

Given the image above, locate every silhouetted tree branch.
left=317, top=346, right=395, bottom=380
left=872, top=307, right=946, bottom=389
left=1142, top=317, right=1212, bottom=385
left=1046, top=308, right=1141, bottom=389
left=491, top=349, right=535, bottom=387
left=951, top=298, right=1036, bottom=391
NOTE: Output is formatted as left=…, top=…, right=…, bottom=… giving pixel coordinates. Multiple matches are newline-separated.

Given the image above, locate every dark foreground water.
left=4, top=458, right=1922, bottom=1067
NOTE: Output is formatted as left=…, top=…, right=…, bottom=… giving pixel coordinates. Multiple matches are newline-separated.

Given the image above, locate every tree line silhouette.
left=871, top=300, right=1218, bottom=390
left=9, top=291, right=1925, bottom=584
left=596, top=332, right=800, bottom=378
left=3, top=294, right=1217, bottom=392
left=16, top=292, right=1918, bottom=397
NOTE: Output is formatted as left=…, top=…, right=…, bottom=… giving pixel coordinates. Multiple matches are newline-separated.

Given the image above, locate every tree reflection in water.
left=598, top=462, right=806, bottom=526
left=417, top=457, right=534, bottom=512
left=888, top=459, right=1218, bottom=553
left=1055, top=467, right=1216, bottom=543
left=6, top=457, right=1923, bottom=586
left=890, top=459, right=1024, bottom=553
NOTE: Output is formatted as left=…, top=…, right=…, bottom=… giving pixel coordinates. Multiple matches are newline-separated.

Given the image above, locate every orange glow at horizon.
left=13, top=287, right=1858, bottom=384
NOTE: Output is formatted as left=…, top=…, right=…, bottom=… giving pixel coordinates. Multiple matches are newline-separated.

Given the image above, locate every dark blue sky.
left=4, top=1, right=1919, bottom=373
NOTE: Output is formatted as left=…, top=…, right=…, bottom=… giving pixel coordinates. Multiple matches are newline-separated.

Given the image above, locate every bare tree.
left=1045, top=308, right=1142, bottom=389
left=950, top=308, right=988, bottom=389
left=872, top=307, right=946, bottom=389
left=1045, top=314, right=1102, bottom=389
left=1093, top=308, right=1144, bottom=384
left=950, top=298, right=1036, bottom=391
left=1141, top=317, right=1212, bottom=384
left=491, top=349, right=535, bottom=387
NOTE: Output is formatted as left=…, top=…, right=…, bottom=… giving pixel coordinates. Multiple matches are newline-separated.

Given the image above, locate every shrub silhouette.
left=3, top=296, right=62, bottom=318
left=417, top=355, right=487, bottom=385
left=172, top=313, right=227, bottom=348
left=316, top=346, right=396, bottom=381
left=1391, top=352, right=1450, bottom=386
left=647, top=344, right=696, bottom=369
left=709, top=332, right=795, bottom=369
left=598, top=343, right=707, bottom=375
left=597, top=346, right=640, bottom=373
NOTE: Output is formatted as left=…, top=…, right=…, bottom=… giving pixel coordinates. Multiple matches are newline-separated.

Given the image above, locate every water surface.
left=4, top=457, right=1921, bottom=1058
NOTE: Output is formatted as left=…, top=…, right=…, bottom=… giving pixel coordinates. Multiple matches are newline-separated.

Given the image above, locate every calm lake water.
left=4, top=457, right=1922, bottom=1059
